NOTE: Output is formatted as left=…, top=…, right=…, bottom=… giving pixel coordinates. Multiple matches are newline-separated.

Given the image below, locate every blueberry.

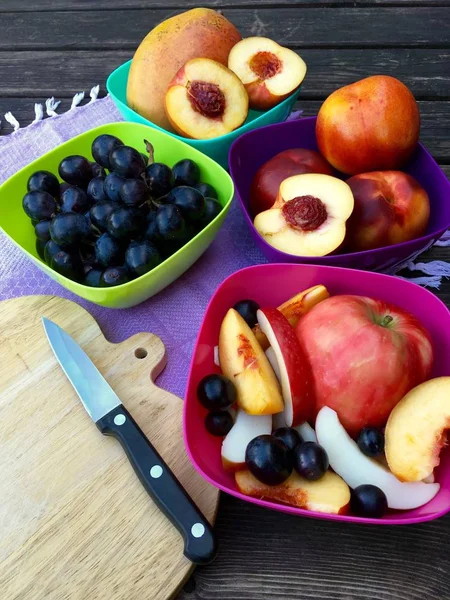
left=156, top=204, right=185, bottom=241
left=233, top=299, right=260, bottom=328
left=23, top=191, right=58, bottom=221
left=120, top=178, right=149, bottom=206
left=87, top=176, right=108, bottom=203
left=109, top=145, right=145, bottom=178
left=89, top=161, right=107, bottom=178
left=199, top=198, right=222, bottom=229
left=245, top=435, right=293, bottom=486
left=27, top=170, right=60, bottom=198
left=166, top=186, right=205, bottom=222
left=273, top=427, right=303, bottom=452
left=351, top=485, right=388, bottom=518
left=104, top=172, right=125, bottom=203
left=125, top=240, right=161, bottom=276
left=60, top=186, right=91, bottom=213
left=195, top=182, right=217, bottom=200
left=100, top=266, right=130, bottom=287
left=49, top=213, right=90, bottom=247
left=107, top=206, right=144, bottom=240
left=172, top=159, right=200, bottom=187
left=94, top=232, right=124, bottom=267
left=357, top=428, right=385, bottom=458
left=197, top=374, right=236, bottom=411
left=90, top=201, right=119, bottom=233
left=293, top=442, right=329, bottom=481
left=145, top=162, right=173, bottom=198
left=34, top=220, right=51, bottom=242
left=58, top=155, right=92, bottom=188
left=143, top=212, right=161, bottom=244
left=83, top=268, right=104, bottom=287
left=91, top=134, right=123, bottom=170
left=205, top=411, right=234, bottom=437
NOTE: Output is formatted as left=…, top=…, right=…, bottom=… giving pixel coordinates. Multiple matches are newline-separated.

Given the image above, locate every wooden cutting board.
left=0, top=295, right=219, bottom=600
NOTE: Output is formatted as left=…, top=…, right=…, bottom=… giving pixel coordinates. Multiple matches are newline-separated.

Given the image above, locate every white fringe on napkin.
left=4, top=112, right=20, bottom=131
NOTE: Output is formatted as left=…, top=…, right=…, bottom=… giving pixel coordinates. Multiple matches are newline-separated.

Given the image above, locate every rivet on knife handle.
left=96, top=405, right=218, bottom=565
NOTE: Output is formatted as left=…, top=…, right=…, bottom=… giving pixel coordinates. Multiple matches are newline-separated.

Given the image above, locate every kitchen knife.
left=42, top=317, right=217, bottom=565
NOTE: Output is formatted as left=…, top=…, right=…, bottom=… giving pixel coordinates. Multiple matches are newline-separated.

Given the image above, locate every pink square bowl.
left=183, top=263, right=450, bottom=525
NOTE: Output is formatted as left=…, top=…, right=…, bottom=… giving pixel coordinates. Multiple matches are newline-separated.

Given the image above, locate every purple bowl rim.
left=183, top=262, right=450, bottom=525
left=228, top=116, right=450, bottom=262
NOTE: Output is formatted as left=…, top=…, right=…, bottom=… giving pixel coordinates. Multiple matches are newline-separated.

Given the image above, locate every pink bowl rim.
left=183, top=262, right=450, bottom=526
left=228, top=116, right=450, bottom=263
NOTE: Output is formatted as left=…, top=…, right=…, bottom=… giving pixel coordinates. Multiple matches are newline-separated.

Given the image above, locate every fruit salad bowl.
left=107, top=60, right=302, bottom=170
left=0, top=122, right=234, bottom=309
left=228, top=117, right=450, bottom=272
left=183, top=263, right=450, bottom=524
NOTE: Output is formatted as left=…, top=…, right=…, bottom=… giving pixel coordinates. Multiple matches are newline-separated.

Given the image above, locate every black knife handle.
left=96, top=405, right=217, bottom=565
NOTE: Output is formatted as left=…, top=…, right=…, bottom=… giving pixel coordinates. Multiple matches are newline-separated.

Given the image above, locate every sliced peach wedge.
left=228, top=37, right=307, bottom=110
left=385, top=377, right=450, bottom=482
left=165, top=58, right=249, bottom=139
left=236, top=469, right=350, bottom=515
left=219, top=308, right=283, bottom=416
left=254, top=173, right=354, bottom=256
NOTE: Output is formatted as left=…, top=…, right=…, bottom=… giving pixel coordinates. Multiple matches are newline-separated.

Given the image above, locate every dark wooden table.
left=1, top=2, right=449, bottom=599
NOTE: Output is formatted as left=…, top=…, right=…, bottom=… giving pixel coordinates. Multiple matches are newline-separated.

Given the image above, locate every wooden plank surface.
left=1, top=49, right=449, bottom=99
left=2, top=8, right=450, bottom=49
left=0, top=2, right=449, bottom=599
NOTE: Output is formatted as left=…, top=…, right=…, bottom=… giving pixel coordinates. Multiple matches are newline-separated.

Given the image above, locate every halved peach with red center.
left=254, top=174, right=354, bottom=256
left=228, top=37, right=307, bottom=110
left=164, top=57, right=249, bottom=139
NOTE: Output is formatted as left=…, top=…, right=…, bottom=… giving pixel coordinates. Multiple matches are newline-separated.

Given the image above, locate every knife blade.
left=42, top=317, right=217, bottom=565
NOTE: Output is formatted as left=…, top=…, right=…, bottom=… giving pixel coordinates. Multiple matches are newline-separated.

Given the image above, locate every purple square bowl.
left=183, top=263, right=450, bottom=525
left=228, top=117, right=450, bottom=272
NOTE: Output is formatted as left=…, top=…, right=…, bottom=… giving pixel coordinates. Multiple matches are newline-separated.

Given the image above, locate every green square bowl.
left=0, top=122, right=234, bottom=309
left=106, top=60, right=302, bottom=170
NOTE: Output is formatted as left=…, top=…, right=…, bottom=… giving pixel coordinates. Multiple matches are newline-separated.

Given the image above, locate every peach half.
left=165, top=58, right=249, bottom=139
left=228, top=37, right=307, bottom=110
left=253, top=174, right=354, bottom=256
left=385, top=377, right=450, bottom=482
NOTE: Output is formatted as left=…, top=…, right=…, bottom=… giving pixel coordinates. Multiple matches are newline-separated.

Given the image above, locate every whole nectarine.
left=250, top=149, right=334, bottom=216
left=345, top=170, right=430, bottom=251
left=316, top=76, right=420, bottom=175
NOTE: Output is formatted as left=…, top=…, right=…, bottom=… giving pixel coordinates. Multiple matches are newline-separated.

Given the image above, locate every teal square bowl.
left=106, top=60, right=302, bottom=169
left=0, top=122, right=234, bottom=309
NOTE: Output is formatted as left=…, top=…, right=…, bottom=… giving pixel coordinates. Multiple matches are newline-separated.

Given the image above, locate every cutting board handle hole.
left=134, top=348, right=148, bottom=359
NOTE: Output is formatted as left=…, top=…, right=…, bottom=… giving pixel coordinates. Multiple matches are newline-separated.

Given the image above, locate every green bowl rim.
left=0, top=121, right=235, bottom=294
left=106, top=59, right=302, bottom=146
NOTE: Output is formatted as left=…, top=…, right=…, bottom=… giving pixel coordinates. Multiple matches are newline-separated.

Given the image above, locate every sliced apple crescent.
left=228, top=37, right=307, bottom=110
left=221, top=409, right=272, bottom=472
left=385, top=377, right=450, bottom=482
left=254, top=173, right=354, bottom=257
left=218, top=308, right=283, bottom=416
left=165, top=58, right=249, bottom=139
left=315, top=406, right=440, bottom=510
left=236, top=468, right=350, bottom=514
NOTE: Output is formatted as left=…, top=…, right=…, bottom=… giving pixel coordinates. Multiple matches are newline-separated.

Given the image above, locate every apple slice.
left=222, top=409, right=272, bottom=472
left=253, top=284, right=330, bottom=351
left=165, top=58, right=249, bottom=139
left=315, top=406, right=440, bottom=510
left=257, top=307, right=315, bottom=426
left=385, top=377, right=450, bottom=482
left=254, top=174, right=354, bottom=257
left=236, top=468, right=350, bottom=514
left=219, top=308, right=283, bottom=415
left=295, top=421, right=317, bottom=443
left=265, top=346, right=281, bottom=381
left=228, top=37, right=307, bottom=110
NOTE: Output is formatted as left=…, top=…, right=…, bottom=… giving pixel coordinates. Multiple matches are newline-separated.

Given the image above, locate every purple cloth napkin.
left=0, top=94, right=449, bottom=399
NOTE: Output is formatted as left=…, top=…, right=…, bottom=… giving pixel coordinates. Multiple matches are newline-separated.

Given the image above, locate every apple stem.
left=380, top=315, right=394, bottom=327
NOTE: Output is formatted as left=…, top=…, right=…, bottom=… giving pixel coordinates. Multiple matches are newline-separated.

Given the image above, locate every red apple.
left=345, top=171, right=430, bottom=251
left=295, top=295, right=434, bottom=437
left=257, top=307, right=315, bottom=426
left=250, top=149, right=334, bottom=217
